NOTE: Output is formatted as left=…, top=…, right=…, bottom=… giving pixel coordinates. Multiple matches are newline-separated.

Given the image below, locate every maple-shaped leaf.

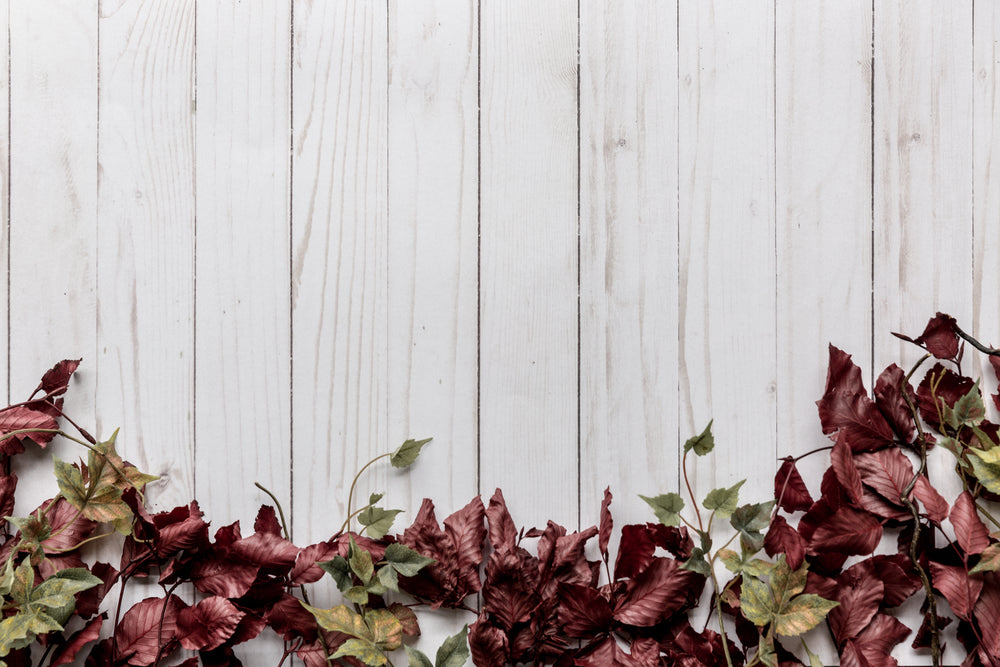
left=703, top=480, right=745, bottom=518
left=639, top=492, right=684, bottom=527
left=874, top=364, right=917, bottom=444
left=390, top=437, right=432, bottom=468
left=951, top=490, right=991, bottom=556
left=817, top=345, right=895, bottom=452
left=0, top=403, right=59, bottom=453
left=684, top=421, right=715, bottom=456
left=115, top=595, right=186, bottom=666
left=809, top=505, right=881, bottom=555
left=893, top=312, right=960, bottom=360
left=968, top=446, right=1000, bottom=494
left=929, top=560, right=982, bottom=621
left=764, top=514, right=806, bottom=571
left=598, top=487, right=613, bottom=561
left=48, top=614, right=103, bottom=667
left=774, top=458, right=813, bottom=512
left=556, top=582, right=613, bottom=637
left=177, top=596, right=245, bottom=651
left=468, top=617, right=508, bottom=667
left=742, top=555, right=838, bottom=638
left=378, top=543, right=435, bottom=592
left=971, top=543, right=1000, bottom=574
left=38, top=359, right=82, bottom=398
left=358, top=505, right=403, bottom=540
left=613, top=557, right=703, bottom=627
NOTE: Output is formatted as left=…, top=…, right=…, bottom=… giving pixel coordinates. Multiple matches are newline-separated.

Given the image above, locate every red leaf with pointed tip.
left=974, top=572, right=1000, bottom=657
left=854, top=448, right=912, bottom=506
left=615, top=523, right=692, bottom=580
left=230, top=530, right=298, bottom=571
left=764, top=514, right=806, bottom=571
left=116, top=595, right=186, bottom=665
left=557, top=583, right=613, bottom=637
left=991, top=356, right=1000, bottom=412
left=599, top=487, right=613, bottom=559
left=49, top=615, right=104, bottom=667
left=894, top=312, right=960, bottom=360
left=0, top=403, right=59, bottom=452
left=191, top=558, right=259, bottom=598
left=36, top=496, right=97, bottom=552
left=828, top=564, right=884, bottom=643
left=486, top=488, right=518, bottom=553
left=443, top=494, right=487, bottom=593
left=868, top=555, right=920, bottom=607
left=930, top=561, right=982, bottom=621
left=817, top=345, right=894, bottom=451
left=832, top=432, right=863, bottom=505
left=774, top=458, right=813, bottom=512
left=153, top=501, right=210, bottom=557
left=253, top=505, right=282, bottom=535
left=265, top=594, right=319, bottom=641
left=846, top=613, right=911, bottom=667
left=39, top=359, right=82, bottom=397
left=809, top=506, right=882, bottom=555
left=76, top=562, right=118, bottom=619
left=911, top=612, right=952, bottom=650
left=295, top=631, right=351, bottom=667
left=482, top=550, right=537, bottom=631
left=874, top=364, right=917, bottom=443
left=952, top=491, right=991, bottom=555
left=0, top=474, right=15, bottom=519
left=614, top=557, right=703, bottom=627
left=912, top=475, right=949, bottom=523
left=178, top=596, right=246, bottom=651
left=575, top=635, right=659, bottom=667
left=916, top=363, right=975, bottom=427
left=289, top=540, right=341, bottom=585
left=469, top=617, right=508, bottom=667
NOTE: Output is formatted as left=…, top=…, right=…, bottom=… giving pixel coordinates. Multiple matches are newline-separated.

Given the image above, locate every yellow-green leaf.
left=349, top=537, right=374, bottom=584
left=301, top=603, right=372, bottom=642
left=769, top=555, right=807, bottom=608
left=333, top=637, right=387, bottom=666
left=344, top=585, right=369, bottom=605
left=969, top=449, right=1000, bottom=494
left=774, top=594, right=839, bottom=637
left=801, top=639, right=824, bottom=667
left=405, top=646, right=433, bottom=667
left=357, top=506, right=402, bottom=540
left=740, top=575, right=773, bottom=627
left=971, top=543, right=1000, bottom=573
left=435, top=625, right=470, bottom=667
left=757, top=635, right=778, bottom=667
left=365, top=608, right=403, bottom=651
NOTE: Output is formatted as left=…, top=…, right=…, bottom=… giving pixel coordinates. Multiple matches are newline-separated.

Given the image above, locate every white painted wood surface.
left=3, top=3, right=999, bottom=665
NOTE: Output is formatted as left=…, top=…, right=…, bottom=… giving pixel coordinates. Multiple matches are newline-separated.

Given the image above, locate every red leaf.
left=486, top=488, right=518, bottom=554
left=832, top=432, right=863, bottom=505
left=290, top=540, right=341, bottom=585
left=615, top=523, right=692, bottom=580
left=991, top=356, right=1000, bottom=412
left=848, top=613, right=911, bottom=667
left=556, top=583, right=613, bottom=637
left=764, top=514, right=806, bottom=571
left=930, top=561, right=983, bottom=621
left=910, top=612, right=952, bottom=650
left=973, top=572, right=1000, bottom=657
left=442, top=494, right=487, bottom=593
left=265, top=593, right=319, bottom=641
left=153, top=501, right=210, bottom=557
left=39, top=359, right=82, bottom=397
left=916, top=364, right=975, bottom=428
left=894, top=313, right=960, bottom=360
left=613, top=558, right=703, bottom=627
left=76, top=562, right=118, bottom=618
left=482, top=550, right=537, bottom=631
left=951, top=491, right=991, bottom=555
left=854, top=448, right=912, bottom=507
left=774, top=458, right=813, bottom=513
left=599, top=487, right=613, bottom=559
left=191, top=558, right=259, bottom=598
left=0, top=403, right=59, bottom=452
left=874, top=364, right=917, bottom=443
left=0, top=474, right=16, bottom=519
left=49, top=615, right=104, bottom=667
left=828, top=563, right=884, bottom=644
left=809, top=506, right=882, bottom=555
left=868, top=554, right=920, bottom=607
left=469, top=617, right=509, bottom=667
left=178, top=596, right=246, bottom=651
left=817, top=345, right=894, bottom=451
left=912, top=475, right=949, bottom=523
left=116, top=595, right=186, bottom=666
left=574, top=635, right=659, bottom=667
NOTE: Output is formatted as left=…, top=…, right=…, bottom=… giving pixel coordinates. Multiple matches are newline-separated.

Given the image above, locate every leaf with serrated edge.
left=639, top=493, right=684, bottom=527
left=358, top=506, right=403, bottom=540
left=349, top=537, right=374, bottom=584
left=319, top=555, right=353, bottom=591
left=703, top=480, right=745, bottom=518
left=405, top=646, right=433, bottom=667
left=774, top=594, right=839, bottom=637
left=365, top=608, right=403, bottom=650
left=943, top=382, right=986, bottom=429
left=301, top=603, right=372, bottom=642
left=390, top=438, right=432, bottom=468
left=435, top=625, right=470, bottom=667
left=383, top=543, right=435, bottom=577
left=684, top=420, right=714, bottom=455
left=333, top=637, right=387, bottom=666
left=971, top=543, right=1000, bottom=573
left=344, top=585, right=369, bottom=605
left=969, top=449, right=1000, bottom=494
left=741, top=574, right=774, bottom=627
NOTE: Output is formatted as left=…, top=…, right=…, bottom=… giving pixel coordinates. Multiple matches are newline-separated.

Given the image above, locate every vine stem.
left=345, top=453, right=390, bottom=535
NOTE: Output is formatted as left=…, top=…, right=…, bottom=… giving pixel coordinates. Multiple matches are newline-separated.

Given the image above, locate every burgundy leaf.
left=952, top=491, right=991, bottom=556
left=847, top=613, right=911, bottom=667
left=76, top=562, right=118, bottom=618
left=486, top=488, right=518, bottom=554
left=828, top=564, right=885, bottom=644
left=615, top=523, right=692, bottom=580
left=0, top=403, right=59, bottom=452
left=816, top=345, right=894, bottom=452
left=442, top=494, right=487, bottom=593
left=153, top=501, right=211, bottom=557
left=265, top=593, right=319, bottom=641
left=910, top=612, right=952, bottom=650
left=774, top=458, right=813, bottom=512
left=290, top=540, right=341, bottom=585
left=178, top=596, right=246, bottom=651
left=536, top=522, right=599, bottom=593
left=38, top=359, right=82, bottom=397
left=557, top=583, right=613, bottom=637
left=930, top=560, right=983, bottom=621
left=894, top=312, right=960, bottom=360
left=874, top=364, right=917, bottom=443
left=831, top=432, right=863, bottom=505
left=599, top=487, right=613, bottom=559
left=973, top=572, right=1000, bottom=657
left=116, top=595, right=186, bottom=666
left=916, top=364, right=975, bottom=427
left=482, top=550, right=537, bottom=631
left=388, top=602, right=420, bottom=637
left=764, top=514, right=806, bottom=571
left=809, top=505, right=882, bottom=556
left=0, top=474, right=16, bottom=519
left=868, top=554, right=920, bottom=607
left=613, top=557, right=703, bottom=627
left=574, top=635, right=659, bottom=667
left=912, top=475, right=949, bottom=523
left=991, top=356, right=1000, bottom=412
left=853, top=448, right=913, bottom=507
left=39, top=496, right=97, bottom=553
left=191, top=558, right=259, bottom=598
left=49, top=615, right=104, bottom=667
left=469, top=617, right=509, bottom=667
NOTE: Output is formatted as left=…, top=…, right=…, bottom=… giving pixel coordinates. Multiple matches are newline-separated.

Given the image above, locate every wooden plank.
left=8, top=1, right=98, bottom=515
left=0, top=7, right=8, bottom=408
left=578, top=1, right=679, bottom=529
left=291, top=1, right=389, bottom=548
left=678, top=1, right=777, bottom=505
left=479, top=1, right=579, bottom=528
left=874, top=5, right=973, bottom=664
left=387, top=1, right=479, bottom=519
left=775, top=0, right=873, bottom=525
left=194, top=1, right=292, bottom=530
left=96, top=0, right=196, bottom=512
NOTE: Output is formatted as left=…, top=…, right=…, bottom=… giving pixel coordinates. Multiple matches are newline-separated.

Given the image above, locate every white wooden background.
left=2, top=2, right=998, bottom=665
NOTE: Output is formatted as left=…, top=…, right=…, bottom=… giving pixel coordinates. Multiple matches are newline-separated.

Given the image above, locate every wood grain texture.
left=291, top=0, right=389, bottom=547
left=578, top=1, right=679, bottom=530
left=479, top=1, right=579, bottom=528
left=678, top=0, right=777, bottom=504
left=387, top=0, right=479, bottom=519
left=9, top=1, right=99, bottom=516
left=775, top=0, right=873, bottom=510
left=0, top=7, right=8, bottom=409
left=96, top=0, right=196, bottom=512
left=194, top=1, right=292, bottom=528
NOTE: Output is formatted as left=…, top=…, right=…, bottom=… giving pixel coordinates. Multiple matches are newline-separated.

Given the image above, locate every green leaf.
left=740, top=574, right=773, bottom=627
left=968, top=448, right=1000, bottom=494
left=703, top=480, right=745, bottom=518
left=53, top=458, right=89, bottom=513
left=344, top=585, right=369, bottom=605
left=435, top=625, right=470, bottom=667
left=319, top=555, right=353, bottom=591
left=358, top=506, right=403, bottom=540
left=390, top=438, right=432, bottom=468
left=7, top=515, right=50, bottom=549
left=364, top=608, right=403, bottom=650
left=333, top=637, right=387, bottom=666
left=717, top=548, right=774, bottom=578
left=29, top=568, right=101, bottom=626
left=368, top=492, right=384, bottom=505
left=383, top=543, right=436, bottom=577
left=405, top=646, right=434, bottom=667
left=971, top=543, right=1000, bottom=573
left=774, top=594, right=839, bottom=637
left=348, top=537, right=375, bottom=584
left=684, top=420, right=715, bottom=456
left=377, top=565, right=399, bottom=592
left=943, top=383, right=986, bottom=430
left=639, top=493, right=684, bottom=527
left=301, top=602, right=372, bottom=641
left=730, top=501, right=775, bottom=535
left=801, top=639, right=824, bottom=667
left=757, top=635, right=778, bottom=667
left=681, top=548, right=711, bottom=576
left=0, top=558, right=14, bottom=598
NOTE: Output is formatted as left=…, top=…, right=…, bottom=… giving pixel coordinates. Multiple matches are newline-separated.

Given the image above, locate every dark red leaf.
left=290, top=540, right=341, bottom=585
left=930, top=560, right=983, bottom=621
left=817, top=345, right=894, bottom=452
left=116, top=595, right=186, bottom=666
left=486, top=488, right=518, bottom=554
left=153, top=501, right=210, bottom=557
left=952, top=491, right=991, bottom=556
left=853, top=448, right=912, bottom=507
left=991, top=356, right=1000, bottom=412
left=848, top=613, right=911, bottom=667
left=615, top=523, right=692, bottom=580
left=556, top=583, right=613, bottom=637
left=76, top=562, right=118, bottom=618
left=774, top=458, right=813, bottom=513
left=874, top=364, right=917, bottom=443
left=973, top=572, right=1000, bottom=657
left=912, top=475, right=949, bottom=523
left=442, top=494, right=487, bottom=593
left=0, top=474, right=16, bottom=519
left=911, top=612, right=951, bottom=650
left=191, top=558, right=259, bottom=598
left=574, top=635, right=659, bottom=667
left=0, top=403, right=59, bottom=452
left=599, top=487, right=613, bottom=559
left=894, top=313, right=960, bottom=360
left=39, top=496, right=97, bottom=553
left=868, top=554, right=920, bottom=607
left=764, top=514, right=806, bottom=571
left=39, top=359, right=82, bottom=397
left=809, top=505, right=882, bottom=555
left=178, top=596, right=246, bottom=651
left=916, top=364, right=975, bottom=428
left=469, top=617, right=509, bottom=667
left=828, top=563, right=884, bottom=644
left=831, top=432, right=863, bottom=505
left=265, top=593, right=319, bottom=641
left=536, top=522, right=599, bottom=594
left=613, top=557, right=703, bottom=627
left=49, top=615, right=104, bottom=667
left=482, top=550, right=537, bottom=631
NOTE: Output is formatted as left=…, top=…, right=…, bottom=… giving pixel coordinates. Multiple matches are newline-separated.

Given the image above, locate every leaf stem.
left=255, top=482, right=291, bottom=541
left=345, top=453, right=390, bottom=534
